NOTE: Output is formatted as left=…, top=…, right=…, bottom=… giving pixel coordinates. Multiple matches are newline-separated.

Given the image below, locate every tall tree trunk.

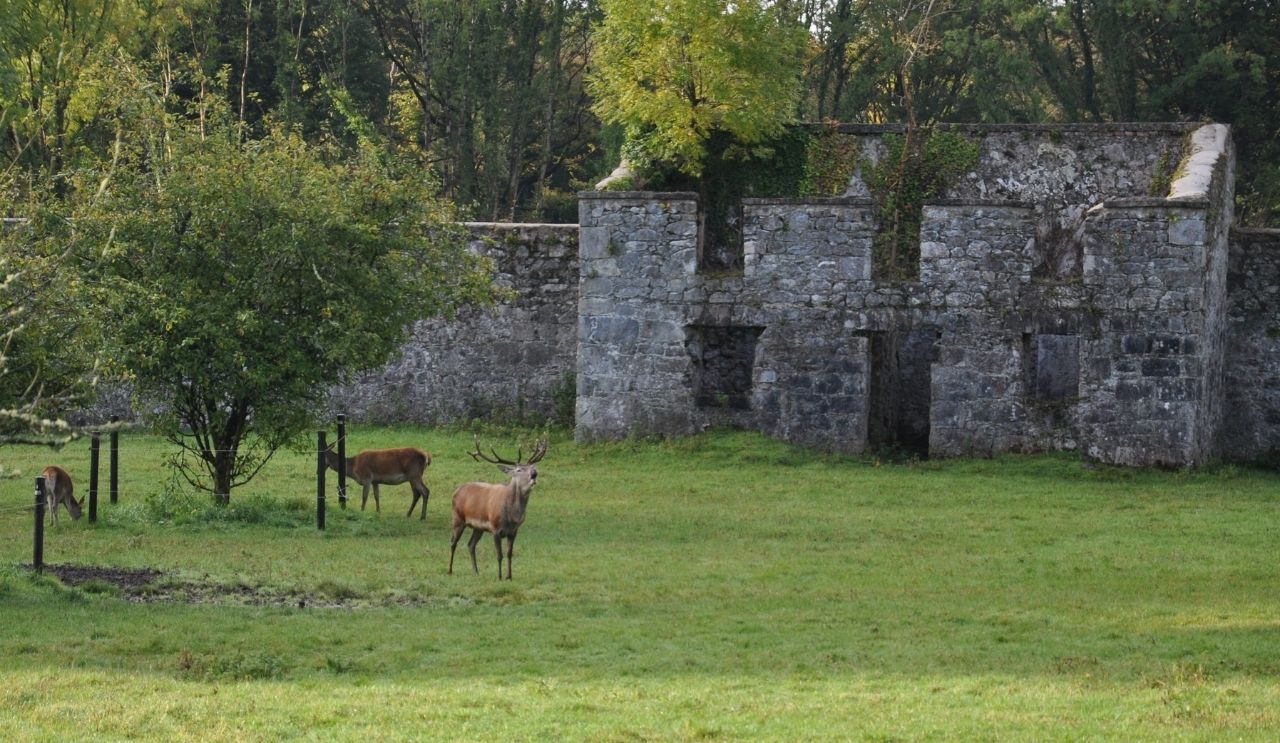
left=533, top=0, right=565, bottom=219
left=1068, top=0, right=1102, bottom=121
left=240, top=0, right=255, bottom=127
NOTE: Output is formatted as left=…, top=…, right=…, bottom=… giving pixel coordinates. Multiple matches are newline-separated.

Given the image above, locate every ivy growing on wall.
left=864, top=129, right=979, bottom=281
left=799, top=127, right=862, bottom=197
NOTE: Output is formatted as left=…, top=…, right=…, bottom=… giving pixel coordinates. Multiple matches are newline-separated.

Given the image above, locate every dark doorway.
left=865, top=327, right=938, bottom=456
left=687, top=325, right=765, bottom=410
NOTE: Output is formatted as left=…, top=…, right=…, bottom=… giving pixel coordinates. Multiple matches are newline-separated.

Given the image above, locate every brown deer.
left=449, top=437, right=547, bottom=580
left=40, top=466, right=83, bottom=524
left=323, top=446, right=432, bottom=519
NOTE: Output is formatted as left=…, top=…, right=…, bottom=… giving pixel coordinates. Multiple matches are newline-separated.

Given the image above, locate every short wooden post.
left=336, top=414, right=347, bottom=509
left=33, top=476, right=45, bottom=573
left=109, top=415, right=120, bottom=504
left=316, top=430, right=327, bottom=531
left=89, top=431, right=100, bottom=523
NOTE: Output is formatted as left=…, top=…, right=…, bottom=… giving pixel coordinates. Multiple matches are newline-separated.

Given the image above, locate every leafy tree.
left=60, top=104, right=496, bottom=501
left=365, top=0, right=602, bottom=220
left=589, top=0, right=806, bottom=176
left=0, top=0, right=197, bottom=188
left=0, top=214, right=101, bottom=475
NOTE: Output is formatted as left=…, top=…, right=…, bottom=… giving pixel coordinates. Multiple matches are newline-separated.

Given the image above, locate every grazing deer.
left=323, top=446, right=432, bottom=519
left=449, top=437, right=547, bottom=580
left=40, top=466, right=83, bottom=524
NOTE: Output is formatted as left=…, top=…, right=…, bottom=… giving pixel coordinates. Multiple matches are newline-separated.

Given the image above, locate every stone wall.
left=920, top=202, right=1047, bottom=457
left=575, top=193, right=701, bottom=439
left=328, top=223, right=578, bottom=425
left=574, top=194, right=882, bottom=452
left=574, top=123, right=1264, bottom=467
left=739, top=199, right=879, bottom=452
left=1077, top=201, right=1219, bottom=465
left=1223, top=228, right=1280, bottom=462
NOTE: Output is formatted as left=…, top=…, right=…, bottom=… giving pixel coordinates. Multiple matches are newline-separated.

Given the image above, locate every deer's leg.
left=361, top=482, right=370, bottom=510
left=467, top=528, right=484, bottom=574
left=505, top=533, right=516, bottom=580
left=494, top=533, right=505, bottom=580
left=408, top=478, right=429, bottom=520
left=448, top=519, right=466, bottom=574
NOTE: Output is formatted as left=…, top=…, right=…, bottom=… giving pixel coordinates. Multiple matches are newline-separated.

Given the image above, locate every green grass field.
left=2, top=426, right=1279, bottom=740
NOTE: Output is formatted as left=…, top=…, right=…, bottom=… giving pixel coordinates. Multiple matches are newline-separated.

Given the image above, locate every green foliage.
left=589, top=0, right=807, bottom=177
left=370, top=0, right=604, bottom=220
left=800, top=126, right=862, bottom=197
left=0, top=0, right=170, bottom=181
left=0, top=218, right=101, bottom=468
left=1240, top=163, right=1280, bottom=227
left=45, top=94, right=496, bottom=500
left=864, top=129, right=979, bottom=280
left=121, top=488, right=313, bottom=530
left=1148, top=150, right=1174, bottom=197
left=598, top=175, right=636, bottom=192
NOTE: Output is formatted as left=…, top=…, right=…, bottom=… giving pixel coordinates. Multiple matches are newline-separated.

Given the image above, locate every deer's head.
left=469, top=437, right=547, bottom=492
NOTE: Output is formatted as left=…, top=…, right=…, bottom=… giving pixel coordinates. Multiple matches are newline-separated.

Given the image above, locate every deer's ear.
left=498, top=465, right=516, bottom=476
left=78, top=496, right=85, bottom=506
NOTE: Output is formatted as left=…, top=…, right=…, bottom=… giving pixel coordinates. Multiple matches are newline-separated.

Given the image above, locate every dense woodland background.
left=3, top=0, right=1277, bottom=225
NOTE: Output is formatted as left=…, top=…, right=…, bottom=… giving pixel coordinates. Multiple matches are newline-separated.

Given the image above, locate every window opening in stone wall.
left=871, top=224, right=923, bottom=283
left=687, top=325, right=764, bottom=409
left=1022, top=333, right=1080, bottom=401
left=864, top=327, right=938, bottom=456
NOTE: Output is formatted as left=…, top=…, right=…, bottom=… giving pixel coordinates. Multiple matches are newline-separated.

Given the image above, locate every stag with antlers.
left=448, top=437, right=547, bottom=580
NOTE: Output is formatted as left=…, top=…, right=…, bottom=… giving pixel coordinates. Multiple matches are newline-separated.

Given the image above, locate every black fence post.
left=316, top=431, right=326, bottom=531
left=33, top=476, right=45, bottom=573
left=109, top=415, right=119, bottom=504
left=89, top=431, right=100, bottom=523
left=336, top=414, right=347, bottom=509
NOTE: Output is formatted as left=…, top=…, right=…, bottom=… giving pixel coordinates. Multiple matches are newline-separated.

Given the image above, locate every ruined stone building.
left=335, top=123, right=1280, bottom=468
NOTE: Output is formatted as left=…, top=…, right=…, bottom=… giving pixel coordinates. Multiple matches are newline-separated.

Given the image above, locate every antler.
left=468, top=435, right=548, bottom=465
left=469, top=435, right=519, bottom=465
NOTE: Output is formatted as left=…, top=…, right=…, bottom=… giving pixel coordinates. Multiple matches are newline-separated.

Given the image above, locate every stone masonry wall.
left=575, top=195, right=878, bottom=452
left=738, top=199, right=879, bottom=452
left=574, top=123, right=1264, bottom=466
left=1077, top=201, right=1217, bottom=466
left=575, top=193, right=701, bottom=440
left=1075, top=124, right=1234, bottom=467
left=920, top=203, right=1045, bottom=456
left=328, top=223, right=578, bottom=425
left=836, top=122, right=1190, bottom=206
left=1223, top=228, right=1280, bottom=462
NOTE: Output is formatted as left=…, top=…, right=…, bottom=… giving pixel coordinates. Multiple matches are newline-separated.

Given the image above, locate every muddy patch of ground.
left=29, top=563, right=444, bottom=609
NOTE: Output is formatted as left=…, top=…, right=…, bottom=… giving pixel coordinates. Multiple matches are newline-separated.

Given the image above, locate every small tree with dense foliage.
left=0, top=236, right=100, bottom=475
left=588, top=0, right=806, bottom=178
left=57, top=110, right=496, bottom=501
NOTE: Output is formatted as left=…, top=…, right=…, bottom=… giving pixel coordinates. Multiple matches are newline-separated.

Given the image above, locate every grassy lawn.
left=2, top=426, right=1279, bottom=740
